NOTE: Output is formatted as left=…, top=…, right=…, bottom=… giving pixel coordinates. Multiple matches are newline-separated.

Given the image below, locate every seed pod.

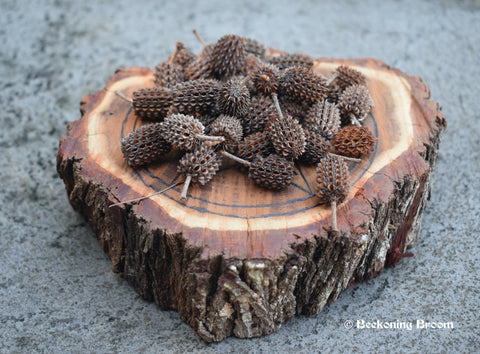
left=132, top=87, right=172, bottom=121
left=280, top=66, right=328, bottom=104
left=337, top=84, right=374, bottom=125
left=279, top=99, right=310, bottom=123
left=120, top=123, right=172, bottom=167
left=242, top=96, right=277, bottom=136
left=333, top=125, right=376, bottom=158
left=171, top=79, right=219, bottom=116
left=304, top=100, right=341, bottom=139
left=216, top=78, right=251, bottom=117
left=209, top=114, right=243, bottom=153
left=244, top=37, right=266, bottom=58
left=300, top=130, right=332, bottom=165
left=238, top=130, right=274, bottom=161
left=269, top=113, right=306, bottom=160
left=178, top=144, right=222, bottom=199
left=251, top=63, right=281, bottom=96
left=153, top=62, right=185, bottom=88
left=331, top=65, right=366, bottom=92
left=210, top=34, right=247, bottom=79
left=315, top=155, right=350, bottom=204
left=184, top=57, right=213, bottom=81
left=248, top=154, right=295, bottom=190
left=160, top=114, right=205, bottom=151
left=315, top=155, right=350, bottom=231
left=268, top=53, right=314, bottom=70
left=240, top=53, right=263, bottom=76
left=171, top=42, right=196, bottom=68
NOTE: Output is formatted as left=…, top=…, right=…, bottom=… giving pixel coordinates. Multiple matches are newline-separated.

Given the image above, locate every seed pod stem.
left=109, top=181, right=183, bottom=208
left=328, top=152, right=361, bottom=163
left=271, top=93, right=284, bottom=121
left=115, top=90, right=133, bottom=104
left=331, top=200, right=338, bottom=232
left=167, top=43, right=181, bottom=65
left=220, top=150, right=251, bottom=167
left=325, top=72, right=338, bottom=86
left=192, top=29, right=207, bottom=48
left=180, top=175, right=192, bottom=200
left=196, top=134, right=226, bottom=144
left=349, top=113, right=362, bottom=126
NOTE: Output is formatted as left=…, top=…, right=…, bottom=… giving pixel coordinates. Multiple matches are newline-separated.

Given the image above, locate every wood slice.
left=56, top=53, right=446, bottom=342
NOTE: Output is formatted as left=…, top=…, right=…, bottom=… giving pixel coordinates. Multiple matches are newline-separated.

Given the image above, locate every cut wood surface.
left=57, top=51, right=446, bottom=342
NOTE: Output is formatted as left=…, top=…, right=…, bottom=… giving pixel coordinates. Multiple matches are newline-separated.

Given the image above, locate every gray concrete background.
left=1, top=0, right=479, bottom=352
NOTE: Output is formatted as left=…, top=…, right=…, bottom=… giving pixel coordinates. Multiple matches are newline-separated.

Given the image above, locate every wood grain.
left=57, top=53, right=446, bottom=342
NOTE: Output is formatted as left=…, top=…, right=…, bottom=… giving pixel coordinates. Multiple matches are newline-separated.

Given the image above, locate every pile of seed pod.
left=119, top=33, right=377, bottom=231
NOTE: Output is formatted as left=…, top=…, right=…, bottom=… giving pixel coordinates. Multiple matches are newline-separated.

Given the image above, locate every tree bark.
left=56, top=54, right=446, bottom=342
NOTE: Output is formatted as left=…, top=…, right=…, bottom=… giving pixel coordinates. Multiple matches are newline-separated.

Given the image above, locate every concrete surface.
left=1, top=0, right=479, bottom=352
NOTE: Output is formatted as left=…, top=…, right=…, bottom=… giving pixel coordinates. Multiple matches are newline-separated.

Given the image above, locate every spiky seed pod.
left=216, top=79, right=251, bottom=117
left=184, top=57, right=213, bottom=81
left=197, top=114, right=218, bottom=133
left=132, top=87, right=172, bottom=121
left=242, top=96, right=277, bottom=136
left=332, top=65, right=367, bottom=92
left=120, top=123, right=172, bottom=167
left=171, top=79, right=219, bottom=116
left=251, top=64, right=281, bottom=96
left=304, top=100, right=341, bottom=139
left=178, top=145, right=221, bottom=185
left=209, top=114, right=243, bottom=152
left=279, top=99, right=310, bottom=123
left=241, top=54, right=262, bottom=76
left=269, top=113, right=306, bottom=160
left=171, top=42, right=196, bottom=68
left=300, top=130, right=332, bottom=165
left=337, top=84, right=374, bottom=124
left=210, top=34, right=247, bottom=79
left=244, top=37, right=266, bottom=58
left=248, top=154, right=294, bottom=190
left=238, top=130, right=274, bottom=161
left=280, top=66, right=328, bottom=104
left=178, top=144, right=222, bottom=199
left=153, top=62, right=185, bottom=88
left=333, top=125, right=376, bottom=158
left=268, top=53, right=314, bottom=70
left=160, top=114, right=205, bottom=151
left=315, top=155, right=350, bottom=204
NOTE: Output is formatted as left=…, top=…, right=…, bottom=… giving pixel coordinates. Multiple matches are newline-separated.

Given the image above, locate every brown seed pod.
left=269, top=113, right=306, bottom=160
left=280, top=66, right=328, bottom=104
left=333, top=125, right=376, bottom=158
left=315, top=155, right=350, bottom=204
left=171, top=42, right=196, bottom=68
left=241, top=53, right=263, bottom=76
left=315, top=155, right=350, bottom=231
left=249, top=154, right=295, bottom=190
left=300, top=129, right=332, bottom=165
left=171, top=79, right=219, bottom=116
left=279, top=99, right=310, bottom=123
left=337, top=84, right=374, bottom=125
left=184, top=57, right=213, bottom=81
left=160, top=114, right=205, bottom=151
left=251, top=63, right=281, bottom=96
left=132, top=87, right=172, bottom=121
left=178, top=144, right=222, bottom=200
left=331, top=65, right=367, bottom=92
left=120, top=123, right=172, bottom=167
left=210, top=34, right=247, bottom=79
left=304, top=100, right=341, bottom=139
left=268, top=53, right=314, bottom=70
left=216, top=78, right=251, bottom=117
left=153, top=62, right=185, bottom=88
left=238, top=130, right=274, bottom=161
left=242, top=96, right=277, bottom=136
left=209, top=114, right=244, bottom=153
left=244, top=37, right=266, bottom=58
